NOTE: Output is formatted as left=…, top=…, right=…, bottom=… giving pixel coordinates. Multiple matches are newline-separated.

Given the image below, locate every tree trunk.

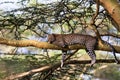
left=99, top=0, right=120, bottom=31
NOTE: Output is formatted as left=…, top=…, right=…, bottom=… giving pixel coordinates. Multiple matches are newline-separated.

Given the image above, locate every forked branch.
left=4, top=59, right=118, bottom=80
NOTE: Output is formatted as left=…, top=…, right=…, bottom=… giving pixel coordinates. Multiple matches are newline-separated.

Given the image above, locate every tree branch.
left=0, top=37, right=120, bottom=53
left=4, top=59, right=119, bottom=80
left=100, top=33, right=120, bottom=38
left=99, top=0, right=120, bottom=31
left=89, top=0, right=102, bottom=40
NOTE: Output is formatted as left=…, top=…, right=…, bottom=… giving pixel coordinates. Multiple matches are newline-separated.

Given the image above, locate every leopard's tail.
left=103, top=41, right=119, bottom=64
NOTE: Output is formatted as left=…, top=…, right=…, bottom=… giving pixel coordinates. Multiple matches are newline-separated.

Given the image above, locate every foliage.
left=0, top=54, right=60, bottom=79
left=0, top=0, right=120, bottom=80
left=94, top=64, right=120, bottom=80
left=0, top=0, right=118, bottom=39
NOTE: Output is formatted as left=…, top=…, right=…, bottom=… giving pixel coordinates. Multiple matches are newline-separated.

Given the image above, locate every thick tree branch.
left=99, top=0, right=120, bottom=31
left=4, top=59, right=118, bottom=80
left=0, top=37, right=120, bottom=53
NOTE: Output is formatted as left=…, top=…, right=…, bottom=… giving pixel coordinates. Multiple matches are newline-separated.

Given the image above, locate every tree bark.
left=0, top=37, right=120, bottom=53
left=99, top=0, right=120, bottom=31
left=4, top=59, right=118, bottom=80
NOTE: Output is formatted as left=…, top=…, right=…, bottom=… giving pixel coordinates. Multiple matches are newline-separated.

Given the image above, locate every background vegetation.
left=0, top=0, right=120, bottom=80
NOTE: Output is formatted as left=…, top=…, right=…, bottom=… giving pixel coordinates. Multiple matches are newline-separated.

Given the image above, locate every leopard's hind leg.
left=85, top=42, right=96, bottom=67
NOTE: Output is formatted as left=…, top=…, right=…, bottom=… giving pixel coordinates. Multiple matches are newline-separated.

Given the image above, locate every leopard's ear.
left=48, top=34, right=55, bottom=43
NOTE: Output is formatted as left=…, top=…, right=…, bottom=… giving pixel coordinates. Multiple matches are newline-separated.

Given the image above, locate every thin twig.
left=91, top=0, right=99, bottom=24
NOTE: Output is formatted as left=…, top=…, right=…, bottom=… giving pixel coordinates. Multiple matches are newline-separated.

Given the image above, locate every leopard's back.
left=63, top=34, right=97, bottom=46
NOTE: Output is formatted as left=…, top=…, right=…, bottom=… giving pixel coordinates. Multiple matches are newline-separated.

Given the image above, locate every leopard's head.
left=47, top=34, right=55, bottom=43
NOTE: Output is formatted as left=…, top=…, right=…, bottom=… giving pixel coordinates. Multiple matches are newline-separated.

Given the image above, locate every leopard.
left=47, top=34, right=119, bottom=67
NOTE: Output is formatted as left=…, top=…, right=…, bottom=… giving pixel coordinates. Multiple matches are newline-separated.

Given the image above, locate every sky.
left=0, top=0, right=60, bottom=11
left=0, top=0, right=19, bottom=11
left=38, top=0, right=59, bottom=4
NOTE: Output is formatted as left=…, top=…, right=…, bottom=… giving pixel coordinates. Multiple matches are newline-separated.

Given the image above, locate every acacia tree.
left=0, top=0, right=120, bottom=80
